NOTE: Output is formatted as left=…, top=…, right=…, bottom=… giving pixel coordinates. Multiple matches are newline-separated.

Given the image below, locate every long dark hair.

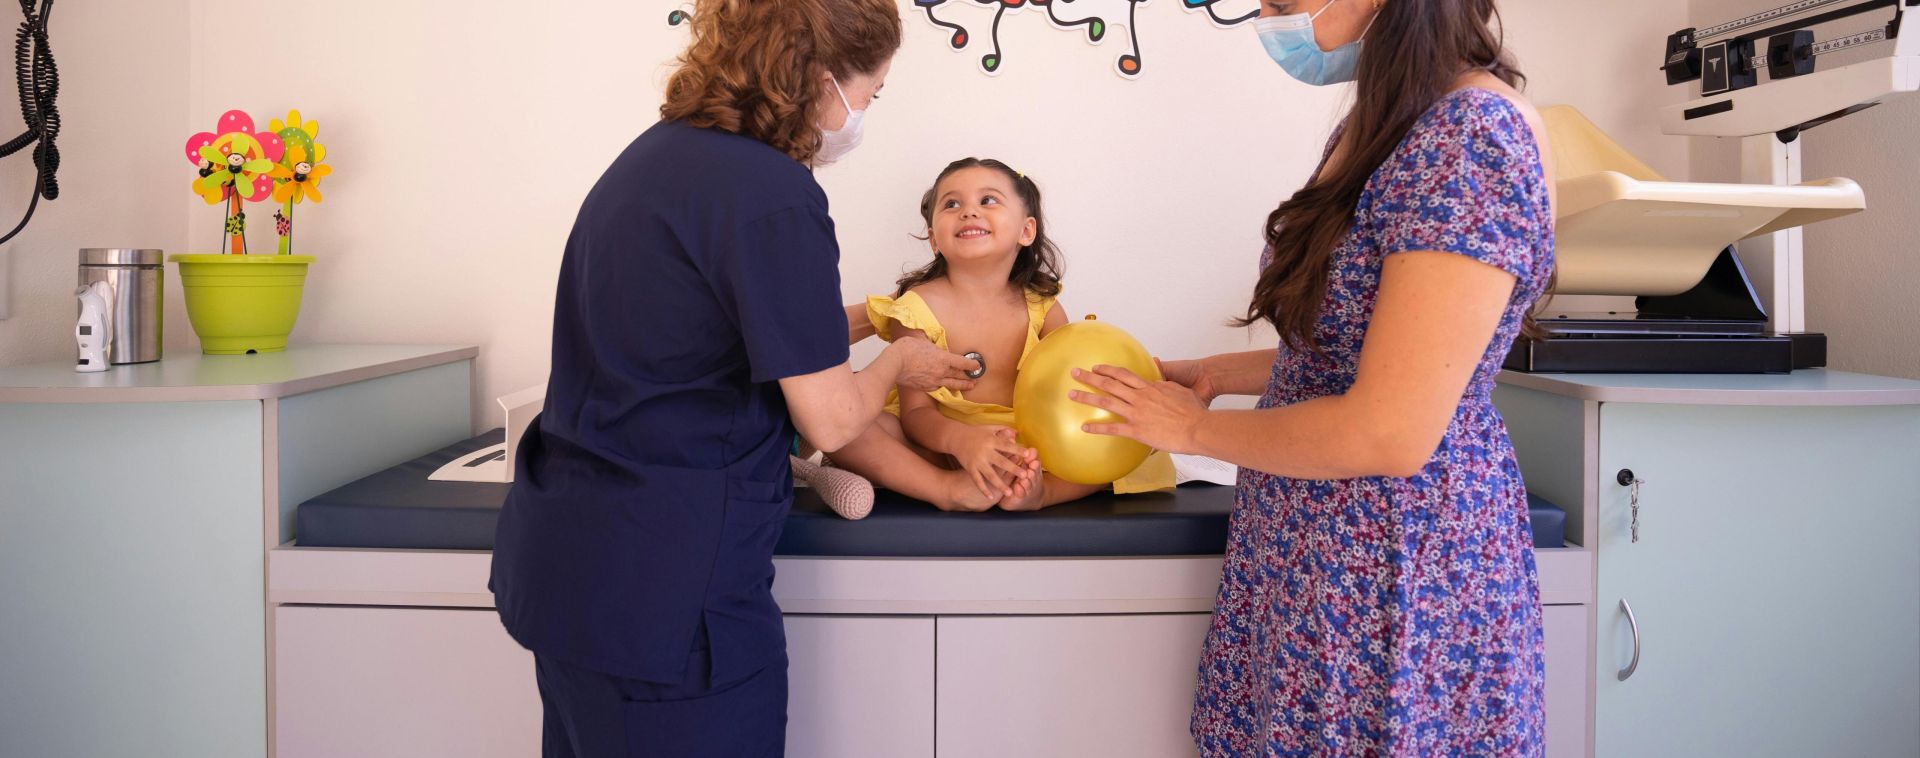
left=895, top=157, right=1065, bottom=299
left=1238, top=0, right=1527, bottom=350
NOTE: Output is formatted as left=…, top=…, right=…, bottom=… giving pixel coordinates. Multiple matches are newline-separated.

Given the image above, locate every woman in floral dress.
left=1072, top=0, right=1556, bottom=754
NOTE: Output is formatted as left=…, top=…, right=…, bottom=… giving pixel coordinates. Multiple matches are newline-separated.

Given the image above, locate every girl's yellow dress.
left=866, top=290, right=1173, bottom=495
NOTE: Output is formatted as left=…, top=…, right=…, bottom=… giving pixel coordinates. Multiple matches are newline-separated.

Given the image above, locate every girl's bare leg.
left=823, top=414, right=1011, bottom=512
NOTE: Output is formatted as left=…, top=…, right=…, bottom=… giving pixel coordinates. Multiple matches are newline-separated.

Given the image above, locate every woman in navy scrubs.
left=490, top=2, right=977, bottom=755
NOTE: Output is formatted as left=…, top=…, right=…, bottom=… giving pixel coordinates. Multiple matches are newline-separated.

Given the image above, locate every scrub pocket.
left=700, top=475, right=794, bottom=685
left=723, top=476, right=791, bottom=527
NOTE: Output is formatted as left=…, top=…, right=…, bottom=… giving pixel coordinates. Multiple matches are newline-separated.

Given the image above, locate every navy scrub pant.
left=534, top=645, right=787, bottom=758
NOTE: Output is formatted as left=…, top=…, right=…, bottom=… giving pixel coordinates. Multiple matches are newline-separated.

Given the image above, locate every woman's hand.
left=953, top=425, right=1032, bottom=501
left=1070, top=366, right=1210, bottom=455
left=780, top=335, right=972, bottom=454
left=1156, top=358, right=1219, bottom=406
left=890, top=335, right=980, bottom=393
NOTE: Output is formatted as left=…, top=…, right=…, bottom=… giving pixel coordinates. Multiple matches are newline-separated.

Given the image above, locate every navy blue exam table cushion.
left=295, top=432, right=1567, bottom=555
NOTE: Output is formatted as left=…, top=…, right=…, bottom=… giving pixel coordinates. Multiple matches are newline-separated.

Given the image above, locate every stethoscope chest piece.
left=962, top=351, right=987, bottom=380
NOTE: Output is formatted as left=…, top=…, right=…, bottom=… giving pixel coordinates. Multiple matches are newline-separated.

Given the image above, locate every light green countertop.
left=0, top=344, right=477, bottom=403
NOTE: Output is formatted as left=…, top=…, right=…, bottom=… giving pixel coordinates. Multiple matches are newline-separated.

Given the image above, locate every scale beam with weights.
left=1508, top=0, right=1913, bottom=373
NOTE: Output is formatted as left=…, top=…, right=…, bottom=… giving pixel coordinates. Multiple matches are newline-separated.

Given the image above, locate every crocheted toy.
left=790, top=455, right=875, bottom=520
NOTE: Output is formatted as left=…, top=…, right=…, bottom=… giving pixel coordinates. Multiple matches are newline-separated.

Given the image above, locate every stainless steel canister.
left=77, top=248, right=164, bottom=364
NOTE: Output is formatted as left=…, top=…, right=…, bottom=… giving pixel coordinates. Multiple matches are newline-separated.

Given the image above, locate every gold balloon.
left=1014, top=318, right=1163, bottom=485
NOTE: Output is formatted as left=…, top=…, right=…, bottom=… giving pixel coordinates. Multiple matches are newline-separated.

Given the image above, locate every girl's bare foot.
left=993, top=447, right=1040, bottom=504
left=938, top=468, right=999, bottom=512
left=998, top=456, right=1048, bottom=511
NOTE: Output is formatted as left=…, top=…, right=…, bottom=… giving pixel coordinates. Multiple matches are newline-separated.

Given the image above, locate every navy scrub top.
left=491, top=120, right=849, bottom=685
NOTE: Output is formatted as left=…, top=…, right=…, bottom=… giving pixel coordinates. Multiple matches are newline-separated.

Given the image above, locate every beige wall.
left=3, top=1, right=1693, bottom=427
left=1798, top=95, right=1920, bottom=379
left=0, top=1, right=189, bottom=365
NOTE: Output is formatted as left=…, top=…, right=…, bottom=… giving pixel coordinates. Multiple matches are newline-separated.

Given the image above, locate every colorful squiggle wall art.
left=667, top=0, right=1258, bottom=80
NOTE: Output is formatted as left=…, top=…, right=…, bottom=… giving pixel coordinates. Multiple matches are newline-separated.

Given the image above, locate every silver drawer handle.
left=1617, top=598, right=1642, bottom=681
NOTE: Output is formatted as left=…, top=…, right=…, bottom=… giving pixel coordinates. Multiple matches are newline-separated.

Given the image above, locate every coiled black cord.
left=0, top=0, right=56, bottom=245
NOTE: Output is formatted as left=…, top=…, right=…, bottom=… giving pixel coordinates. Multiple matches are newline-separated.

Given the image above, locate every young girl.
left=824, top=157, right=1171, bottom=512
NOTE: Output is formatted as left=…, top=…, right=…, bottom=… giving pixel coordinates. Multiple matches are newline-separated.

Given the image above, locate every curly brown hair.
left=895, top=158, right=1064, bottom=300
left=660, top=0, right=902, bottom=165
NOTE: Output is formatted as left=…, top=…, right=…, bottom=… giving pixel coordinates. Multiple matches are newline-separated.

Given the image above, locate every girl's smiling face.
left=928, top=166, right=1037, bottom=265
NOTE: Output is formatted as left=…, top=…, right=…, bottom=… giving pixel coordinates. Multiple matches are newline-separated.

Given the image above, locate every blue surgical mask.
left=1255, top=0, right=1377, bottom=86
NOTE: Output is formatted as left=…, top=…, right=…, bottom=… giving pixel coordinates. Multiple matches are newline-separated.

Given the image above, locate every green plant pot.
left=170, top=254, right=315, bottom=355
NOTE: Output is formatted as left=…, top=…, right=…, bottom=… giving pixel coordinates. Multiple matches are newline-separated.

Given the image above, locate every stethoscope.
left=963, top=351, right=987, bottom=380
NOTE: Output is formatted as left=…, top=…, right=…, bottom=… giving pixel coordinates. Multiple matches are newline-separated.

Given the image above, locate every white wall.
left=0, top=1, right=189, bottom=365
left=3, top=1, right=1692, bottom=428
left=182, top=0, right=658, bottom=419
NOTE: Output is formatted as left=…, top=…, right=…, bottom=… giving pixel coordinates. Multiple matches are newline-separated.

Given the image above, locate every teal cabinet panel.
left=1594, top=403, right=1920, bottom=758
left=276, top=360, right=472, bottom=543
left=0, top=401, right=266, bottom=758
left=1493, top=385, right=1591, bottom=546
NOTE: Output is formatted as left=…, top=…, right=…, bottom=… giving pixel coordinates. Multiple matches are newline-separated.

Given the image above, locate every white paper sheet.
left=498, top=383, right=546, bottom=480
left=423, top=383, right=547, bottom=484
left=1171, top=454, right=1237, bottom=486
left=429, top=442, right=510, bottom=483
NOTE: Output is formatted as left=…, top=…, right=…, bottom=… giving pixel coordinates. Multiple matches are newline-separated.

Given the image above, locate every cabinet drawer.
left=274, top=606, right=539, bottom=758
left=935, top=614, right=1210, bottom=758
left=786, top=615, right=935, bottom=758
left=1543, top=604, right=1590, bottom=758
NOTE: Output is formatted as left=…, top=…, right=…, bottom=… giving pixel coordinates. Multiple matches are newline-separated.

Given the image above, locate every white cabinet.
left=269, top=546, right=1595, bottom=756
left=274, top=606, right=540, bottom=758
left=934, top=614, right=1211, bottom=758
left=1543, top=604, right=1591, bottom=758
left=786, top=615, right=936, bottom=758
left=275, top=610, right=941, bottom=758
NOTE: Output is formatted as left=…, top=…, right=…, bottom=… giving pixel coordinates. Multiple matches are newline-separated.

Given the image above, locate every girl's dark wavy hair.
left=894, top=157, right=1064, bottom=299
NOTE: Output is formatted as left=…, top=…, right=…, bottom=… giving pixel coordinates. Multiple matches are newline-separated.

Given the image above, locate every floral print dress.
left=1192, top=88, right=1556, bottom=757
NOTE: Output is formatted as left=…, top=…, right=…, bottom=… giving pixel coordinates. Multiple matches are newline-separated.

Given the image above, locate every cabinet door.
left=275, top=606, right=540, bottom=758
left=1594, top=403, right=1920, bottom=757
left=935, top=614, right=1210, bottom=758
left=786, top=615, right=935, bottom=758
left=1, top=401, right=265, bottom=758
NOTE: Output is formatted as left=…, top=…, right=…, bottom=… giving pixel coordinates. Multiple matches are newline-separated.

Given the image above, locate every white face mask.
left=815, top=76, right=865, bottom=166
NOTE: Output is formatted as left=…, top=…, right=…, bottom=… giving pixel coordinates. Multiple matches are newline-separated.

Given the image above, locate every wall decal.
left=917, top=0, right=1256, bottom=79
left=666, top=0, right=1258, bottom=80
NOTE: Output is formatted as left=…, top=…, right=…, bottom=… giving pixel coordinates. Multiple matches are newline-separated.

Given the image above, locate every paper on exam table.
left=1172, top=454, right=1237, bottom=486
left=499, top=383, right=546, bottom=481
left=424, top=383, right=547, bottom=483
left=430, top=443, right=511, bottom=482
